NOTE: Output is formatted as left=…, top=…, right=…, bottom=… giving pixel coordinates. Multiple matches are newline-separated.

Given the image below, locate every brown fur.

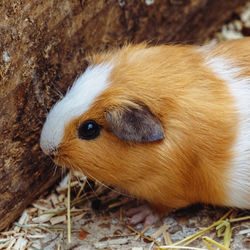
left=53, top=39, right=250, bottom=211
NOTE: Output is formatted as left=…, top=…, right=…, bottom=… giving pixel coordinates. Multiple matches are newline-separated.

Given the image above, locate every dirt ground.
left=1, top=2, right=250, bottom=250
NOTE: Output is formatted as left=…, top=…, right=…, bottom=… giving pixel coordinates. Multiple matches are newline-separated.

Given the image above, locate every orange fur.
left=54, top=40, right=248, bottom=211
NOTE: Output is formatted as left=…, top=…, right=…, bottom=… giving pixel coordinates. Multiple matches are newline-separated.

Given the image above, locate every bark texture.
left=0, top=0, right=248, bottom=231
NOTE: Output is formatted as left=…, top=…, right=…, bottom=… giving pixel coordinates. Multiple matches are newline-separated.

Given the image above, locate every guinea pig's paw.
left=125, top=204, right=159, bottom=226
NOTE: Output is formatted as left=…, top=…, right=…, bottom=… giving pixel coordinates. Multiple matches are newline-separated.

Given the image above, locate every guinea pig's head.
left=40, top=44, right=169, bottom=193
left=40, top=43, right=237, bottom=207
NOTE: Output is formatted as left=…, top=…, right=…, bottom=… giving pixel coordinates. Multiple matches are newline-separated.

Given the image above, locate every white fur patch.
left=204, top=56, right=250, bottom=208
left=40, top=63, right=113, bottom=155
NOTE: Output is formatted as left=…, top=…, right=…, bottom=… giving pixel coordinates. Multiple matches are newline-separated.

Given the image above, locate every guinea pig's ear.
left=105, top=104, right=165, bottom=142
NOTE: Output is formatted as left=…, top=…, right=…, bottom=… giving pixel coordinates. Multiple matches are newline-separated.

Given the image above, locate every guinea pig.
left=40, top=38, right=250, bottom=216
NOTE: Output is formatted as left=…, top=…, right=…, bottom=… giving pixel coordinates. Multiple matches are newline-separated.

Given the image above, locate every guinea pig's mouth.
left=52, top=156, right=60, bottom=165
left=49, top=150, right=62, bottom=165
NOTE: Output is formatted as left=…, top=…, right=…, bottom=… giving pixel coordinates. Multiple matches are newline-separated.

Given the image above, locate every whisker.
left=53, top=159, right=136, bottom=200
left=52, top=163, right=58, bottom=177
left=73, top=172, right=82, bottom=184
left=51, top=85, right=64, bottom=99
left=61, top=165, right=67, bottom=180
left=73, top=165, right=135, bottom=199
left=72, top=166, right=100, bottom=200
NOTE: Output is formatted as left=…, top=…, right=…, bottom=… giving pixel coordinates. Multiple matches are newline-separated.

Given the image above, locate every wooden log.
left=0, top=0, right=248, bottom=231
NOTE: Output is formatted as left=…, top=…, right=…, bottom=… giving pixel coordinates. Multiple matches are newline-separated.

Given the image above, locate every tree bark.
left=0, top=0, right=248, bottom=231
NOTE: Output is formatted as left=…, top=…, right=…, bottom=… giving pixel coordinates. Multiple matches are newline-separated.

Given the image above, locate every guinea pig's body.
left=40, top=38, right=250, bottom=211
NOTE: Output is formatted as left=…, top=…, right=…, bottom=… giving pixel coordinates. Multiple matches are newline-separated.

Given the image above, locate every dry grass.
left=0, top=171, right=249, bottom=249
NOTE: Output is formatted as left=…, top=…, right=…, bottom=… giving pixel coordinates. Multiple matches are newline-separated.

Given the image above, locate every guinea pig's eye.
left=78, top=120, right=101, bottom=140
